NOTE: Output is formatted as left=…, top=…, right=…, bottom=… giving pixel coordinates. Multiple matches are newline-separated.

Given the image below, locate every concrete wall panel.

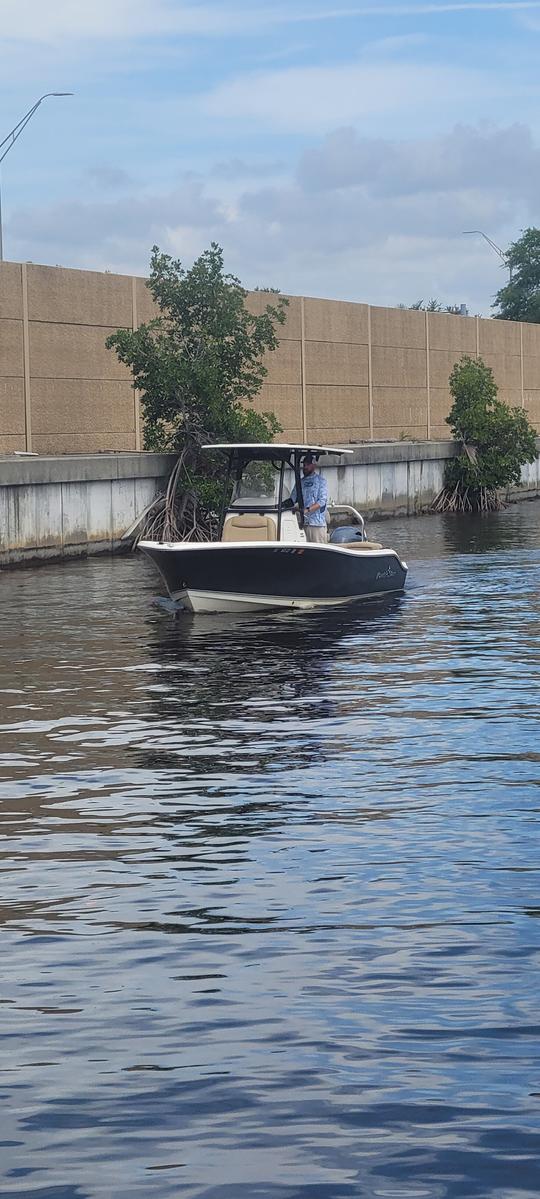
left=111, top=480, right=137, bottom=535
left=0, top=434, right=25, bottom=453
left=1, top=319, right=24, bottom=376
left=5, top=485, right=39, bottom=550
left=429, top=348, right=468, bottom=388
left=524, top=393, right=540, bottom=423
left=372, top=386, right=427, bottom=429
left=371, top=346, right=427, bottom=388
left=428, top=312, right=476, bottom=353
left=29, top=323, right=131, bottom=381
left=371, top=386, right=428, bottom=428
left=306, top=384, right=370, bottom=430
left=27, top=264, right=133, bottom=327
left=0, top=378, right=26, bottom=434
left=307, top=426, right=371, bottom=445
left=357, top=460, right=410, bottom=513
left=430, top=388, right=452, bottom=426
left=87, top=480, right=113, bottom=545
left=481, top=352, right=522, bottom=391
left=522, top=324, right=540, bottom=358
left=304, top=298, right=369, bottom=344
left=35, top=483, right=64, bottom=549
left=134, top=477, right=163, bottom=524
left=305, top=341, right=368, bottom=386
left=30, top=380, right=135, bottom=434
left=373, top=424, right=427, bottom=441
left=247, top=292, right=301, bottom=341
left=523, top=358, right=540, bottom=390
left=32, top=432, right=137, bottom=454
left=2, top=261, right=540, bottom=452
left=135, top=276, right=159, bottom=326
left=478, top=316, right=520, bottom=355
left=254, top=384, right=303, bottom=429
left=0, top=263, right=23, bottom=319
left=431, top=422, right=452, bottom=439
left=261, top=339, right=302, bottom=385
left=62, top=482, right=90, bottom=547
left=371, top=306, right=426, bottom=349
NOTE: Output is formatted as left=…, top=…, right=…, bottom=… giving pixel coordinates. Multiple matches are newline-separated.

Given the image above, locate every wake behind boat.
left=140, top=443, right=408, bottom=613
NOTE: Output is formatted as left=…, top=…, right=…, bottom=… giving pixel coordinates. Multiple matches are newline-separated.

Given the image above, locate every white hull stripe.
left=174, top=588, right=403, bottom=614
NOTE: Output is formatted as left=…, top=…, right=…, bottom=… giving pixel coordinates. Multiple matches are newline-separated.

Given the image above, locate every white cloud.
left=202, top=60, right=497, bottom=134
left=0, top=0, right=227, bottom=40
left=288, top=1, right=540, bottom=16
left=2, top=0, right=539, bottom=41
left=5, top=121, right=535, bottom=314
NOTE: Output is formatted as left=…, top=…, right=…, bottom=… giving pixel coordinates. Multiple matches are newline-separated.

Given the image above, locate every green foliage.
left=106, top=243, right=287, bottom=535
left=399, top=300, right=467, bottom=314
left=493, top=227, right=540, bottom=323
left=106, top=242, right=287, bottom=454
left=444, top=355, right=537, bottom=495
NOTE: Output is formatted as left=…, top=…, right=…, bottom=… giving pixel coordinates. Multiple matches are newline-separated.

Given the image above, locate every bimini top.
left=202, top=443, right=353, bottom=458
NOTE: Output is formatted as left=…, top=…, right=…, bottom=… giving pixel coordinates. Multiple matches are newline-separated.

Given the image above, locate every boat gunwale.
left=138, top=539, right=402, bottom=559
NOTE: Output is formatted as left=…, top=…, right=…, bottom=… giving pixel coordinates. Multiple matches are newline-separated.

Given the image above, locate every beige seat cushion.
left=222, top=514, right=277, bottom=542
left=337, top=540, right=383, bottom=550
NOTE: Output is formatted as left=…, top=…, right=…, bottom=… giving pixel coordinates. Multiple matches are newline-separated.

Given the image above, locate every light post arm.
left=0, top=92, right=73, bottom=261
left=462, top=230, right=513, bottom=283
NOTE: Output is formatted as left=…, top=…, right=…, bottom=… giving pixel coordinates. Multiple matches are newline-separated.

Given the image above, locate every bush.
left=433, top=356, right=537, bottom=512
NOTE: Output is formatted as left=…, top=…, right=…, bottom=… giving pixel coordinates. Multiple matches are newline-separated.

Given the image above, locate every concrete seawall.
left=312, top=439, right=540, bottom=515
left=1, top=441, right=539, bottom=568
left=0, top=452, right=176, bottom=566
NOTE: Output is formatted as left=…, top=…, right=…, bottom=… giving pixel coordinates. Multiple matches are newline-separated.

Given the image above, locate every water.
left=1, top=504, right=540, bottom=1199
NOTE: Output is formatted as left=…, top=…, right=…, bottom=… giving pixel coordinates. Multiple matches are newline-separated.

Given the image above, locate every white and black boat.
left=140, top=443, right=407, bottom=613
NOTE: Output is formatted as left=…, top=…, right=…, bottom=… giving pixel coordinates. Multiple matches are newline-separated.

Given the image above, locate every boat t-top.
left=139, top=443, right=407, bottom=613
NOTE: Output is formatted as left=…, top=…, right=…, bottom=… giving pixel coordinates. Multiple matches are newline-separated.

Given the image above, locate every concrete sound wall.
left=2, top=260, right=540, bottom=454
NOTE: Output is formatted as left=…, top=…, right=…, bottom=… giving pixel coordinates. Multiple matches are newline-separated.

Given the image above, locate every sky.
left=1, top=0, right=540, bottom=313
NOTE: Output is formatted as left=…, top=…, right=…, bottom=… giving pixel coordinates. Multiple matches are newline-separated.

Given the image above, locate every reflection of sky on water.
left=1, top=502, right=540, bottom=1198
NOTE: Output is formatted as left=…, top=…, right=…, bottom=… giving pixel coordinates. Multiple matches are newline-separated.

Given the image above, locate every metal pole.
left=462, top=230, right=512, bottom=283
left=0, top=92, right=73, bottom=262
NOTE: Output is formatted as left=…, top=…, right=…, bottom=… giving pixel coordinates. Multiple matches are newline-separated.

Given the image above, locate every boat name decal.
left=376, top=565, right=397, bottom=580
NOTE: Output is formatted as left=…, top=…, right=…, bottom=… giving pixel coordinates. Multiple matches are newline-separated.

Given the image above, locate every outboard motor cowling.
left=330, top=525, right=365, bottom=544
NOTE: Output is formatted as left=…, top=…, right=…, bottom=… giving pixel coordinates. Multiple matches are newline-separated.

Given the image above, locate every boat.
left=139, top=443, right=408, bottom=613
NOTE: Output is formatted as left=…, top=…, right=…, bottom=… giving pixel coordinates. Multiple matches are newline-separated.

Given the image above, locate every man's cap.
left=303, top=452, right=316, bottom=464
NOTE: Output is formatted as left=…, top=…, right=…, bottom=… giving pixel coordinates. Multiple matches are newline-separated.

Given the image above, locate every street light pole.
left=462, top=230, right=513, bottom=282
left=0, top=92, right=73, bottom=262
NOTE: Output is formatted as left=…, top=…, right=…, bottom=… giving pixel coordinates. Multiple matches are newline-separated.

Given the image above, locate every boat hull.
left=139, top=541, right=407, bottom=614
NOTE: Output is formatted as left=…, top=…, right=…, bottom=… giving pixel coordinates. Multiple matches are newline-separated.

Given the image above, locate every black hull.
left=139, top=541, right=407, bottom=612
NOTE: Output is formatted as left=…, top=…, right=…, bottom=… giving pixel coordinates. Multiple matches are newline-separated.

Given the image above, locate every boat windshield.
left=230, top=460, right=292, bottom=510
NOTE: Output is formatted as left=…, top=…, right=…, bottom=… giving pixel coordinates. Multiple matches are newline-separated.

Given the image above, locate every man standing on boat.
left=291, top=453, right=328, bottom=543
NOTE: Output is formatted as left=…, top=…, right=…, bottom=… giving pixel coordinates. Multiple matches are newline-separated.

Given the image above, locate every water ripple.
left=1, top=506, right=540, bottom=1198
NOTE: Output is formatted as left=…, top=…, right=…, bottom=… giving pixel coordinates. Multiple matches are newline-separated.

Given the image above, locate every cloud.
left=85, top=166, right=135, bottom=191
left=298, top=122, right=540, bottom=199
left=5, top=121, right=535, bottom=314
left=2, top=0, right=539, bottom=41
left=201, top=60, right=496, bottom=134
left=289, top=1, right=540, bottom=16
left=210, top=158, right=287, bottom=181
left=0, top=0, right=235, bottom=41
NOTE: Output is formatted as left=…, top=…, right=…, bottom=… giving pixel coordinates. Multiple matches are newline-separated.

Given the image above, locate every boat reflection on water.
left=134, top=593, right=407, bottom=778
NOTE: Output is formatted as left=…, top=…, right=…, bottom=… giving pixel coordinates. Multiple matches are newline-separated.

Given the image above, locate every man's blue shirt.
left=291, top=473, right=328, bottom=526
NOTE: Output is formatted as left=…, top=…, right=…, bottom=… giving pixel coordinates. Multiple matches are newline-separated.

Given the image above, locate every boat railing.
left=327, top=504, right=366, bottom=540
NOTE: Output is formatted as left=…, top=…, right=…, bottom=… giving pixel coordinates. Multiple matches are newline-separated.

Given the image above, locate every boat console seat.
left=222, top=513, right=278, bottom=542
left=338, top=540, right=383, bottom=551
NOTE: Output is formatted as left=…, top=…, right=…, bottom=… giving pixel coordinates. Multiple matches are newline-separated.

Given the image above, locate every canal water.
left=1, top=504, right=540, bottom=1199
